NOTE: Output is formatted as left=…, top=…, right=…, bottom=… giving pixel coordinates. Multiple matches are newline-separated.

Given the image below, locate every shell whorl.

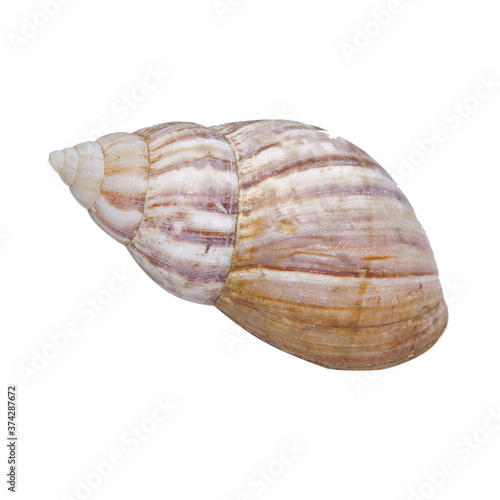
left=49, top=119, right=448, bottom=369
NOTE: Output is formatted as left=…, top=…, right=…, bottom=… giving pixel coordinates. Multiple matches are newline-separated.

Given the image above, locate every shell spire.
left=49, top=142, right=105, bottom=209
left=49, top=125, right=239, bottom=306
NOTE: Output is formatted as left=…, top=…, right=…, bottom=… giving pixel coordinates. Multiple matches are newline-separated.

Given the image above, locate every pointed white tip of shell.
left=49, top=142, right=105, bottom=209
left=49, top=150, right=65, bottom=174
left=49, top=146, right=79, bottom=187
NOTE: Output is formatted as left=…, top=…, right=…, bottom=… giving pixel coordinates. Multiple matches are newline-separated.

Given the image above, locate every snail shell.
left=49, top=120, right=448, bottom=370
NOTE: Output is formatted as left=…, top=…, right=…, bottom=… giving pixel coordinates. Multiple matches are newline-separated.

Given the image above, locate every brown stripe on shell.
left=239, top=183, right=411, bottom=213
left=100, top=190, right=145, bottom=211
left=233, top=265, right=436, bottom=279
left=143, top=217, right=236, bottom=247
left=239, top=155, right=392, bottom=190
left=149, top=157, right=234, bottom=177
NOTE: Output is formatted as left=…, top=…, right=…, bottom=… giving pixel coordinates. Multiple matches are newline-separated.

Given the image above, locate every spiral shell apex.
left=49, top=120, right=448, bottom=370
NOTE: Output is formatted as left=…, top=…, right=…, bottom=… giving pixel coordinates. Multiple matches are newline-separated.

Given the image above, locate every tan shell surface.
left=213, top=120, right=448, bottom=369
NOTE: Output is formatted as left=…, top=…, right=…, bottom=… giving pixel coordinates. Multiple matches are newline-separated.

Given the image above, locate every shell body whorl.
left=212, top=120, right=447, bottom=370
left=49, top=119, right=448, bottom=369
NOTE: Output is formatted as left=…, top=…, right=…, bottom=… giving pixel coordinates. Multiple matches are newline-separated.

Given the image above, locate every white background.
left=1, top=0, right=499, bottom=499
